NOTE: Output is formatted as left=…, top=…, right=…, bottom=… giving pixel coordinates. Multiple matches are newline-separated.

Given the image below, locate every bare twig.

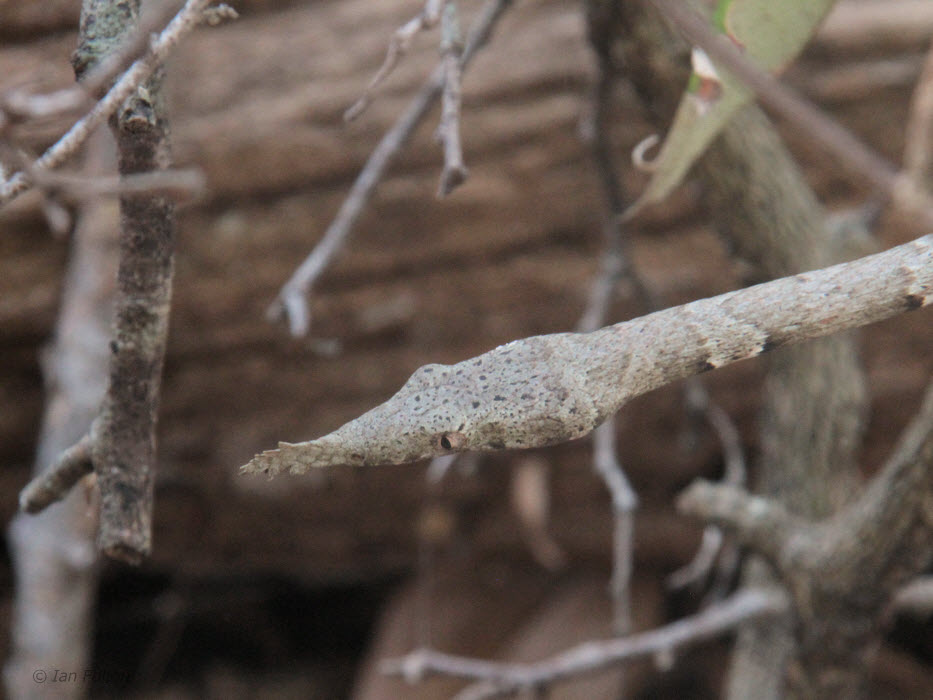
left=668, top=383, right=746, bottom=592
left=677, top=482, right=804, bottom=567
left=903, top=39, right=933, bottom=185
left=0, top=0, right=223, bottom=207
left=33, top=167, right=205, bottom=201
left=593, top=420, right=636, bottom=636
left=19, top=434, right=94, bottom=514
left=2, top=88, right=90, bottom=124
left=344, top=0, right=446, bottom=122
left=0, top=0, right=181, bottom=123
left=381, top=589, right=788, bottom=698
left=270, top=0, right=514, bottom=336
left=578, top=1, right=640, bottom=637
left=667, top=527, right=724, bottom=591
left=437, top=2, right=468, bottom=196
left=816, top=0, right=933, bottom=52
left=510, top=457, right=566, bottom=571
left=797, top=55, right=925, bottom=104
left=644, top=0, right=933, bottom=227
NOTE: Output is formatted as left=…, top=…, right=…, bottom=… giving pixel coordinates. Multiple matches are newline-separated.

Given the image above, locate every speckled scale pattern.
left=244, top=235, right=931, bottom=476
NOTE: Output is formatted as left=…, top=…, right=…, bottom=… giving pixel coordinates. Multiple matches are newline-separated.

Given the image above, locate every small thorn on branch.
left=19, top=434, right=94, bottom=514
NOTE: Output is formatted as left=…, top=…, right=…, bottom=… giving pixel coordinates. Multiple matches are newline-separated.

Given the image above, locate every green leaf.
left=625, top=0, right=837, bottom=219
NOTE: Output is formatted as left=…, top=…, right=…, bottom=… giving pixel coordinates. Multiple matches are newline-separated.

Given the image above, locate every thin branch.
left=0, top=0, right=181, bottom=122
left=0, top=0, right=222, bottom=207
left=903, top=39, right=933, bottom=185
left=437, top=2, right=468, bottom=196
left=644, top=0, right=933, bottom=227
left=19, top=434, right=94, bottom=514
left=5, top=129, right=115, bottom=698
left=67, top=0, right=192, bottom=564
left=270, top=0, right=514, bottom=336
left=381, top=588, right=788, bottom=699
left=344, top=0, right=446, bottom=122
left=593, top=419, right=636, bottom=636
left=677, top=482, right=803, bottom=567
left=578, top=3, right=639, bottom=636
left=668, top=383, right=746, bottom=591
left=580, top=6, right=741, bottom=603
left=510, top=457, right=567, bottom=571
left=667, top=527, right=724, bottom=591
left=32, top=167, right=205, bottom=200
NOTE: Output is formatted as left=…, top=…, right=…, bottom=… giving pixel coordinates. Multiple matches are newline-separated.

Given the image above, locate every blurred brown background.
left=1, top=1, right=932, bottom=697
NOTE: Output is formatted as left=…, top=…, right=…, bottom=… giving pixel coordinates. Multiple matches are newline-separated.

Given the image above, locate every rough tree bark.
left=72, top=0, right=177, bottom=563
left=616, top=2, right=923, bottom=697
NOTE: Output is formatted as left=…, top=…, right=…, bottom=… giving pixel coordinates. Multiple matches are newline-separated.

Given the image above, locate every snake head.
left=240, top=335, right=602, bottom=476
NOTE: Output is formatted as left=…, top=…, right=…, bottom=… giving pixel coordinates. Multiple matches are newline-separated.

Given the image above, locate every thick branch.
left=817, top=377, right=933, bottom=589
left=74, top=0, right=179, bottom=564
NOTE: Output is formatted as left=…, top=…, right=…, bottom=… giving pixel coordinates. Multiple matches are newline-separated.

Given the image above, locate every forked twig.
left=270, top=0, right=514, bottom=336
left=0, top=0, right=232, bottom=206
left=345, top=0, right=447, bottom=122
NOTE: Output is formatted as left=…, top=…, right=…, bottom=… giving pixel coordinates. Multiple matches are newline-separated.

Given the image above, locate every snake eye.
left=438, top=431, right=466, bottom=450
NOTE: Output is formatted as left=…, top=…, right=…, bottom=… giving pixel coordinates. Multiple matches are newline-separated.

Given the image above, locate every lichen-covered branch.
left=244, top=234, right=931, bottom=476
left=22, top=0, right=227, bottom=564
